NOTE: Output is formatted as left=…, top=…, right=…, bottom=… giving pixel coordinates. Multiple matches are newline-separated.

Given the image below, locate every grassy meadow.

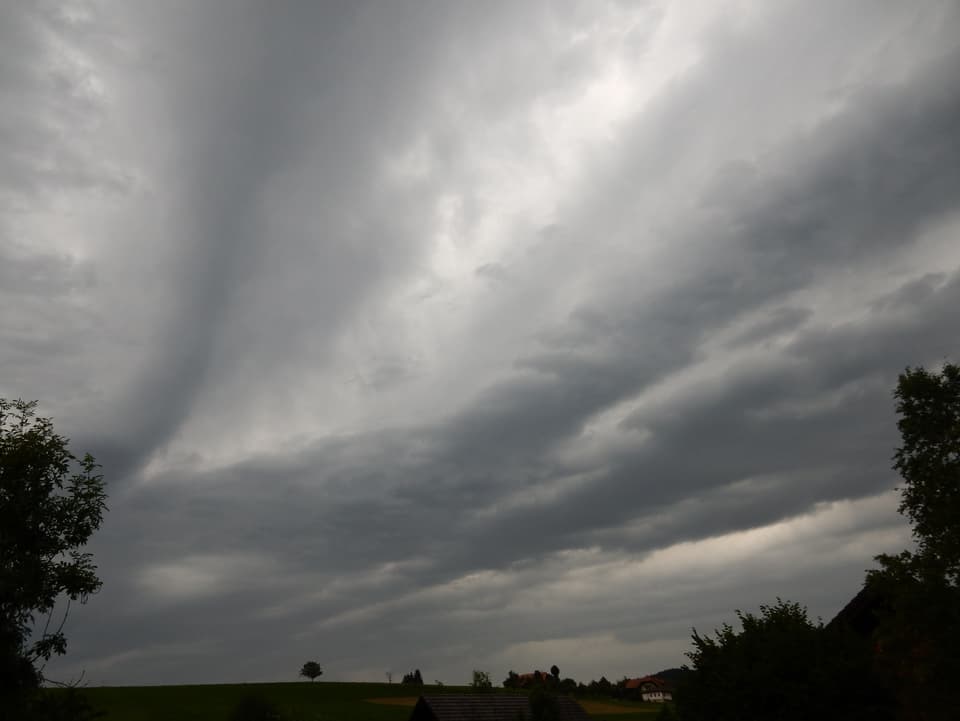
left=63, top=681, right=663, bottom=721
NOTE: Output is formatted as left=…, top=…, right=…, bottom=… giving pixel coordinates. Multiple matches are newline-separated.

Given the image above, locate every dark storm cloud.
left=5, top=0, right=958, bottom=687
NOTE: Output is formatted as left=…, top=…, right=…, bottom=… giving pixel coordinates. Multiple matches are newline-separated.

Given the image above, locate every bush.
left=471, top=669, right=492, bottom=691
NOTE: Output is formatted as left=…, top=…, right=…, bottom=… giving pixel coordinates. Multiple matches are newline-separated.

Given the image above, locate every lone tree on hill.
left=1, top=398, right=107, bottom=716
left=300, top=660, right=322, bottom=681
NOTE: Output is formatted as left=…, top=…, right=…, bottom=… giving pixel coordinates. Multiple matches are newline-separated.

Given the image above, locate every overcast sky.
left=3, top=0, right=959, bottom=687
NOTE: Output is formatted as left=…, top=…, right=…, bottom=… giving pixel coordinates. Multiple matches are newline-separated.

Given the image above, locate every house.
left=408, top=695, right=592, bottom=721
left=624, top=676, right=673, bottom=703
left=826, top=584, right=887, bottom=638
left=504, top=670, right=557, bottom=689
left=517, top=671, right=553, bottom=687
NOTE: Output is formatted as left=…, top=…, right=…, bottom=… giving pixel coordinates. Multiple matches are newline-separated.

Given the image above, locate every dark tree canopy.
left=402, top=668, right=424, bottom=685
left=676, top=599, right=888, bottom=721
left=865, top=363, right=960, bottom=719
left=0, top=400, right=106, bottom=672
left=299, top=660, right=322, bottom=681
left=891, top=363, right=960, bottom=579
left=1, top=399, right=107, bottom=717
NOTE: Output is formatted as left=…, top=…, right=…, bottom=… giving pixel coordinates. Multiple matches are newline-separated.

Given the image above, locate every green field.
left=62, top=682, right=662, bottom=721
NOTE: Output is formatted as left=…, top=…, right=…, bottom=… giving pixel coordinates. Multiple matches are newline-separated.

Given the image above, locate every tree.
left=299, top=660, right=322, bottom=681
left=865, top=362, right=960, bottom=719
left=890, top=363, right=960, bottom=580
left=471, top=669, right=492, bottom=691
left=587, top=676, right=611, bottom=695
left=401, top=668, right=423, bottom=685
left=549, top=664, right=559, bottom=680
left=676, top=599, right=886, bottom=721
left=1, top=398, right=107, bottom=712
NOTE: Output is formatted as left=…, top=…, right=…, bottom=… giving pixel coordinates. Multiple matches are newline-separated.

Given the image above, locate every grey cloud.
left=725, top=306, right=813, bottom=347
left=0, top=242, right=92, bottom=296
left=0, top=5, right=125, bottom=200
left=79, top=265, right=957, bottom=632
left=475, top=262, right=510, bottom=285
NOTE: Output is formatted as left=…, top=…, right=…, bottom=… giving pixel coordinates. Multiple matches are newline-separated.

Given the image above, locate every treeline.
left=502, top=667, right=688, bottom=699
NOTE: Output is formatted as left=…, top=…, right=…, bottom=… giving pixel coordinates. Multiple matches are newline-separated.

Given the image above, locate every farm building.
left=517, top=671, right=552, bottom=687
left=624, top=676, right=673, bottom=703
left=408, top=695, right=592, bottom=721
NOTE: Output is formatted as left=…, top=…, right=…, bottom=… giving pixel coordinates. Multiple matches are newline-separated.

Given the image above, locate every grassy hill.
left=61, top=681, right=661, bottom=721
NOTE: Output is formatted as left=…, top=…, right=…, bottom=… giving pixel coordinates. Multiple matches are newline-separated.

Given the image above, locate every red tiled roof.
left=514, top=671, right=555, bottom=687
left=625, top=676, right=667, bottom=690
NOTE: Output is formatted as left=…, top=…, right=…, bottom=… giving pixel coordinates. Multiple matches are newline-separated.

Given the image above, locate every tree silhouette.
left=1, top=398, right=107, bottom=716
left=866, top=362, right=960, bottom=719
left=300, top=661, right=322, bottom=682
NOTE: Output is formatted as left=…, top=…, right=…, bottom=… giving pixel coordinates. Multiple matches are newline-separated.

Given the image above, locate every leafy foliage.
left=1, top=398, right=107, bottom=713
left=676, top=599, right=888, bottom=721
left=401, top=668, right=423, bottom=685
left=299, top=661, right=322, bottom=682
left=587, top=676, right=611, bottom=695
left=864, top=363, right=960, bottom=719
left=890, top=363, right=960, bottom=579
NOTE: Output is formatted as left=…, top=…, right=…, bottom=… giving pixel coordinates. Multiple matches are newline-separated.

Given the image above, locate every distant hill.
left=652, top=668, right=690, bottom=685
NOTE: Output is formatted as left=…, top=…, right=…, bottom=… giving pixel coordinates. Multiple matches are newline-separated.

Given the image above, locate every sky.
left=2, top=0, right=959, bottom=687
